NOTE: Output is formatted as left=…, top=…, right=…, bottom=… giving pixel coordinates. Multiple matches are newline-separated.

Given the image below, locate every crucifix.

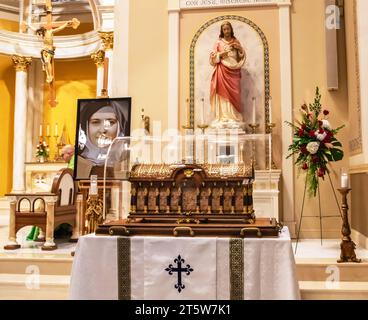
left=165, top=255, right=194, bottom=293
left=22, top=0, right=80, bottom=107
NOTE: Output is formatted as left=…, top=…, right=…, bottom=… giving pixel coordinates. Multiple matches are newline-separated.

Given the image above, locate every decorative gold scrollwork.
left=176, top=218, right=200, bottom=225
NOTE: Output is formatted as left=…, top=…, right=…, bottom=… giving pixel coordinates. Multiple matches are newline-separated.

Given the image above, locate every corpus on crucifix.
left=21, top=0, right=80, bottom=107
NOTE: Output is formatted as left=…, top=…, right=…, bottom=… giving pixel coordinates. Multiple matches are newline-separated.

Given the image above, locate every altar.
left=69, top=227, right=300, bottom=300
left=25, top=161, right=67, bottom=192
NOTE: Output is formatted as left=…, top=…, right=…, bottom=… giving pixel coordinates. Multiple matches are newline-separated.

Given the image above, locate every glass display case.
left=101, top=131, right=276, bottom=223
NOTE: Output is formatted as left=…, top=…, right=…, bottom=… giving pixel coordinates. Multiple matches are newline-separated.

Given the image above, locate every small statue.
left=85, top=195, right=103, bottom=234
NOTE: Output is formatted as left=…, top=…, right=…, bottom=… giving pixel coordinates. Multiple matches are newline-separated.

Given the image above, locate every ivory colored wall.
left=0, top=19, right=18, bottom=196
left=128, top=0, right=168, bottom=132
left=179, top=7, right=282, bottom=167
left=127, top=1, right=350, bottom=238
left=291, top=0, right=349, bottom=238
left=345, top=0, right=367, bottom=243
left=43, top=58, right=96, bottom=156
left=345, top=0, right=361, bottom=157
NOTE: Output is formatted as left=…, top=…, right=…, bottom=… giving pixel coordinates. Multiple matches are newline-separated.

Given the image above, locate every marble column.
left=71, top=194, right=84, bottom=241
left=3, top=197, right=20, bottom=250
left=278, top=3, right=295, bottom=236
left=91, top=49, right=105, bottom=97
left=99, top=31, right=114, bottom=96
left=42, top=196, right=58, bottom=250
left=111, top=0, right=129, bottom=98
left=11, top=55, right=32, bottom=193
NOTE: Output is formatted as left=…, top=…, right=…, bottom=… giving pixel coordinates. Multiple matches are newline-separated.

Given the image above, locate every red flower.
left=300, top=145, right=308, bottom=154
left=318, top=128, right=324, bottom=134
left=324, top=131, right=333, bottom=143
left=298, top=129, right=305, bottom=137
left=302, top=163, right=308, bottom=170
left=312, top=155, right=319, bottom=164
left=323, top=110, right=329, bottom=116
left=301, top=124, right=307, bottom=130
left=318, top=120, right=323, bottom=127
left=309, top=130, right=315, bottom=137
left=317, top=167, right=325, bottom=177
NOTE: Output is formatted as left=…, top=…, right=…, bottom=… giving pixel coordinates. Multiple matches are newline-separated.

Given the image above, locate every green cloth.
left=68, top=154, right=75, bottom=170
left=26, top=226, right=40, bottom=241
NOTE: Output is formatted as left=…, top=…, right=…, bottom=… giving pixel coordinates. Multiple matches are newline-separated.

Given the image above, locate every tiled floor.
left=1, top=213, right=368, bottom=259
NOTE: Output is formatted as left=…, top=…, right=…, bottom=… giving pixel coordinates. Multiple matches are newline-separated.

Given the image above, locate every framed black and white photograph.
left=74, top=97, right=131, bottom=180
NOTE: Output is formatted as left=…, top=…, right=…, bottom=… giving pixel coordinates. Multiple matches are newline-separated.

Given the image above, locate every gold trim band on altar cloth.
left=229, top=238, right=244, bottom=300
left=117, top=237, right=131, bottom=300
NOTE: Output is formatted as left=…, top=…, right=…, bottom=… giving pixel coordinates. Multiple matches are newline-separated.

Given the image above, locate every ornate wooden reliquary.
left=97, top=163, right=281, bottom=237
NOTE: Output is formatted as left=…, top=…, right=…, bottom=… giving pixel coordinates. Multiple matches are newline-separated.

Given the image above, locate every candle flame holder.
left=337, top=188, right=361, bottom=263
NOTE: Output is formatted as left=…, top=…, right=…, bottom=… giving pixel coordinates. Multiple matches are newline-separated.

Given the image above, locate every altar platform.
left=1, top=214, right=368, bottom=300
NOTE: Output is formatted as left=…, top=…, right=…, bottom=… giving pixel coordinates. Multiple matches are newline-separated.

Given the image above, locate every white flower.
left=321, top=119, right=331, bottom=130
left=306, top=141, right=320, bottom=154
left=315, top=131, right=327, bottom=141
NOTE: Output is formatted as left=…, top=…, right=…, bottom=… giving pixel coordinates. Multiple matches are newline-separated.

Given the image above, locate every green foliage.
left=285, top=87, right=344, bottom=197
left=35, top=140, right=49, bottom=159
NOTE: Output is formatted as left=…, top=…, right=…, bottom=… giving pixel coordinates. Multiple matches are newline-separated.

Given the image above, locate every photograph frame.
left=73, top=97, right=132, bottom=181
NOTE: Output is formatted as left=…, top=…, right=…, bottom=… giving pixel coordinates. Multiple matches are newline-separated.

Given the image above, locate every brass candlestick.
left=197, top=124, right=209, bottom=133
left=266, top=122, right=276, bottom=132
left=182, top=98, right=194, bottom=130
left=337, top=188, right=361, bottom=263
left=248, top=123, right=260, bottom=134
left=197, top=124, right=209, bottom=163
left=248, top=123, right=260, bottom=169
left=266, top=122, right=277, bottom=170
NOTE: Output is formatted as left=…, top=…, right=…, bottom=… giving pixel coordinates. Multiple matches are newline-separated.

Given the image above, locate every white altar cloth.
left=69, top=227, right=300, bottom=300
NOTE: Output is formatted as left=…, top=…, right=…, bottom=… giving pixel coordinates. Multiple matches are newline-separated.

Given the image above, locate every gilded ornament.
left=91, top=49, right=105, bottom=67
left=12, top=55, right=32, bottom=72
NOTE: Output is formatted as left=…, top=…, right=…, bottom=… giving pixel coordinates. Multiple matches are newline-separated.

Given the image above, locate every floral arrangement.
left=35, top=139, right=49, bottom=161
left=286, top=87, right=344, bottom=196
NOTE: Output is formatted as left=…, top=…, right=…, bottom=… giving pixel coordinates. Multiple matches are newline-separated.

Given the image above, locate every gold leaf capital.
left=91, top=49, right=105, bottom=67
left=12, top=55, right=32, bottom=72
left=98, top=31, right=114, bottom=50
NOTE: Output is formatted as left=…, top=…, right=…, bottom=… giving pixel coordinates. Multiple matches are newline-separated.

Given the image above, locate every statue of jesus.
left=209, top=21, right=246, bottom=129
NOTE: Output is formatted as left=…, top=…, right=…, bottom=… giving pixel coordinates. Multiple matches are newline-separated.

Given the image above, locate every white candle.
left=55, top=123, right=58, bottom=137
left=252, top=98, right=256, bottom=124
left=269, top=133, right=272, bottom=171
left=39, top=124, right=42, bottom=137
left=269, top=97, right=272, bottom=123
left=46, top=124, right=50, bottom=137
left=90, top=175, right=98, bottom=195
left=201, top=98, right=205, bottom=124
left=341, top=173, right=349, bottom=188
left=185, top=98, right=189, bottom=125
